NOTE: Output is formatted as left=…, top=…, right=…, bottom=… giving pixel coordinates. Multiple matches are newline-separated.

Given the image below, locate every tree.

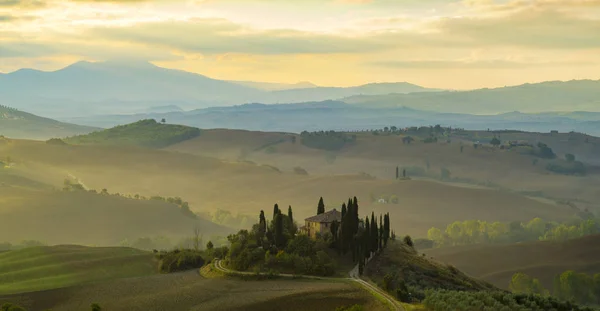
left=341, top=203, right=347, bottom=219
left=258, top=210, right=267, bottom=242
left=288, top=205, right=294, bottom=224
left=404, top=235, right=414, bottom=248
left=364, top=216, right=371, bottom=258
left=160, top=118, right=166, bottom=124
left=379, top=215, right=383, bottom=250
left=441, top=167, right=451, bottom=180
left=317, top=197, right=325, bottom=214
left=490, top=137, right=501, bottom=147
left=509, top=272, right=545, bottom=295
left=273, top=204, right=280, bottom=220
left=565, top=153, right=576, bottom=162
left=331, top=220, right=339, bottom=243
left=402, top=169, right=406, bottom=179
left=91, top=303, right=102, bottom=311
left=383, top=213, right=390, bottom=247
left=396, top=166, right=399, bottom=179
left=274, top=212, right=284, bottom=248
left=206, top=240, right=214, bottom=250
left=371, top=212, right=378, bottom=253
left=193, top=226, right=202, bottom=251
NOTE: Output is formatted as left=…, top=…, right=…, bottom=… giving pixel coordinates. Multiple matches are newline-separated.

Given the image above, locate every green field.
left=0, top=245, right=156, bottom=295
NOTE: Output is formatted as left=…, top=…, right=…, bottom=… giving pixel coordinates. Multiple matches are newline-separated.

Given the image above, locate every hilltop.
left=0, top=105, right=97, bottom=140
left=425, top=234, right=600, bottom=290
left=64, top=119, right=201, bottom=148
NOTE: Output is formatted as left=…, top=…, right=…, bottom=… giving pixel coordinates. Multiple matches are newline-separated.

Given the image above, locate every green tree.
left=273, top=204, right=280, bottom=220
left=370, top=212, right=378, bottom=253
left=206, top=240, right=214, bottom=250
left=258, top=210, right=267, bottom=242
left=509, top=272, right=545, bottom=294
left=565, top=153, right=576, bottom=162
left=274, top=212, right=284, bottom=248
left=403, top=235, right=414, bottom=248
left=490, top=137, right=501, bottom=147
left=91, top=303, right=102, bottom=311
left=396, top=166, right=399, bottom=179
left=317, top=197, right=325, bottom=214
left=288, top=205, right=294, bottom=224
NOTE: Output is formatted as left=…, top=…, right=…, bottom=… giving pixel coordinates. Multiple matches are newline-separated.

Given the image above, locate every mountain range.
left=0, top=61, right=437, bottom=118
left=59, top=101, right=600, bottom=136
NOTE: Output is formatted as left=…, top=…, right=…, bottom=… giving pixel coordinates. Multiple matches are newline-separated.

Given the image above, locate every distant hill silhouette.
left=0, top=105, right=97, bottom=140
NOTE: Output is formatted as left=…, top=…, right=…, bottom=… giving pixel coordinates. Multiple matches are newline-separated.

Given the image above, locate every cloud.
left=369, top=59, right=594, bottom=69
left=0, top=0, right=45, bottom=9
left=86, top=18, right=398, bottom=55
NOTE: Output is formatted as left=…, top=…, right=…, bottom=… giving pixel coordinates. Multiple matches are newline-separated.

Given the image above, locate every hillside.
left=0, top=270, right=386, bottom=311
left=365, top=240, right=497, bottom=300
left=64, top=119, right=201, bottom=148
left=425, top=234, right=600, bottom=290
left=0, top=245, right=156, bottom=295
left=0, top=106, right=97, bottom=140
left=167, top=128, right=600, bottom=210
left=344, top=80, right=600, bottom=114
left=0, top=137, right=577, bottom=244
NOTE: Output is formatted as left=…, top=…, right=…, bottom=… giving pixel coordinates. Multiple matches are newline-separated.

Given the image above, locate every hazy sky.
left=1, top=0, right=599, bottom=89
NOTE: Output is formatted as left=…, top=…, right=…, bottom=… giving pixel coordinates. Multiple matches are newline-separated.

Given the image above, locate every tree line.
left=427, top=216, right=600, bottom=248
left=510, top=271, right=600, bottom=306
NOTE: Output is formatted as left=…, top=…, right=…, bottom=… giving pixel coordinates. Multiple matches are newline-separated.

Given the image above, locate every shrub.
left=403, top=235, right=414, bottom=248
left=157, top=249, right=205, bottom=273
left=46, top=138, right=67, bottom=145
left=546, top=160, right=586, bottom=176
left=293, top=167, right=308, bottom=175
left=90, top=303, right=102, bottom=311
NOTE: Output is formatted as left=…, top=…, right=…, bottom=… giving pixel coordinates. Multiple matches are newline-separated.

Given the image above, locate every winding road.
left=213, top=259, right=404, bottom=311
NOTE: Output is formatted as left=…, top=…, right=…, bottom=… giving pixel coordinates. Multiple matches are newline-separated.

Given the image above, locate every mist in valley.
left=1, top=0, right=600, bottom=310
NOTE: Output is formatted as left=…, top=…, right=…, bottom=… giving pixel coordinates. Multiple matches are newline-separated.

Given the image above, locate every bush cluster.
left=155, top=249, right=205, bottom=273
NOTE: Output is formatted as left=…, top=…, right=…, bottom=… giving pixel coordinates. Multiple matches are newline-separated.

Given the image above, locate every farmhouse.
left=300, top=209, right=342, bottom=239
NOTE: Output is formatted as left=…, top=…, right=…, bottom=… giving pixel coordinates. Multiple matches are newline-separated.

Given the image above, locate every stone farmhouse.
left=299, top=209, right=342, bottom=239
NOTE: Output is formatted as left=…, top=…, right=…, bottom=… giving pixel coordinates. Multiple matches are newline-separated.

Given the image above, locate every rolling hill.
left=425, top=234, right=600, bottom=291
left=0, top=106, right=98, bottom=140
left=0, top=245, right=156, bottom=295
left=0, top=136, right=577, bottom=244
left=64, top=119, right=201, bottom=148
left=166, top=128, right=600, bottom=210
left=344, top=80, right=600, bottom=114
left=59, top=100, right=600, bottom=137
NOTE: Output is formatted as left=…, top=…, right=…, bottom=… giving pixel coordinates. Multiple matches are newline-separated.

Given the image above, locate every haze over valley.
left=1, top=0, right=600, bottom=310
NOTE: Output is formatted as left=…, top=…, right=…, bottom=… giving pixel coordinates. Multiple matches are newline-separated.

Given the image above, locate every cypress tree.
left=288, top=205, right=293, bottom=224
left=383, top=213, right=390, bottom=247
left=274, top=212, right=284, bottom=248
left=258, top=210, right=266, bottom=242
left=365, top=216, right=371, bottom=258
left=317, top=197, right=325, bottom=215
left=341, top=203, right=347, bottom=219
left=379, top=214, right=383, bottom=250
left=396, top=166, right=399, bottom=179
left=273, top=204, right=279, bottom=220
left=371, top=212, right=378, bottom=253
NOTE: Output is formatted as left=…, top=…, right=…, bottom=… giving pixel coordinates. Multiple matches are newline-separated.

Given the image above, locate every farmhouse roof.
left=305, top=209, right=341, bottom=223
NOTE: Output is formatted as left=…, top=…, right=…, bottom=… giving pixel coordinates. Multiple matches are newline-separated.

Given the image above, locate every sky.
left=1, top=0, right=599, bottom=89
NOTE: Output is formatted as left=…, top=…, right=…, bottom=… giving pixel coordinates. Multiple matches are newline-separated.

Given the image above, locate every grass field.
left=0, top=245, right=156, bottom=295
left=425, top=234, right=600, bottom=290
left=0, top=137, right=577, bottom=246
left=167, top=129, right=600, bottom=212
left=0, top=270, right=387, bottom=311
